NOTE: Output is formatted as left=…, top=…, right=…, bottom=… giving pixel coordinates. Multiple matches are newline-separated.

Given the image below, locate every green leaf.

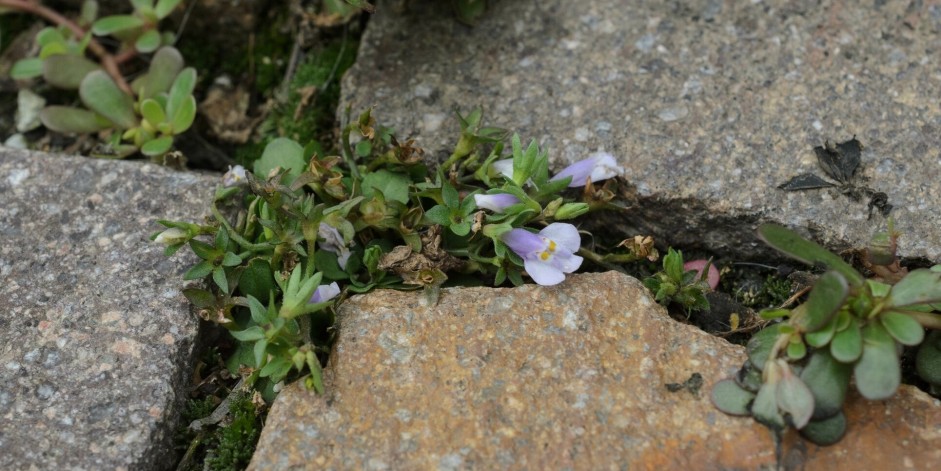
left=221, top=252, right=242, bottom=267
left=306, top=352, right=325, bottom=394
left=140, top=98, right=166, bottom=126
left=786, top=339, right=806, bottom=360
left=775, top=367, right=815, bottom=429
left=797, top=271, right=848, bottom=332
left=751, top=382, right=785, bottom=431
left=254, top=137, right=306, bottom=181
left=880, top=311, right=925, bottom=346
left=710, top=379, right=755, bottom=416
left=155, top=0, right=182, bottom=18
left=230, top=326, right=265, bottom=342
left=362, top=170, right=410, bottom=204
left=240, top=259, right=277, bottom=304
left=424, top=205, right=452, bottom=226
left=79, top=71, right=138, bottom=129
left=182, top=288, right=216, bottom=309
left=136, top=47, right=183, bottom=98
left=10, top=58, right=43, bottom=79
left=166, top=67, right=196, bottom=120
left=746, top=324, right=783, bottom=371
left=169, top=95, right=196, bottom=134
left=854, top=323, right=900, bottom=400
left=799, top=412, right=846, bottom=446
left=799, top=350, right=851, bottom=420
left=830, top=317, right=862, bottom=363
left=183, top=260, right=213, bottom=280
left=189, top=239, right=215, bottom=260
left=451, top=221, right=471, bottom=236
left=888, top=269, right=941, bottom=307
left=663, top=248, right=684, bottom=282
left=253, top=339, right=268, bottom=368
left=39, top=106, right=111, bottom=134
left=804, top=315, right=837, bottom=348
left=212, top=267, right=229, bottom=293
left=36, top=27, right=65, bottom=47
left=757, top=224, right=863, bottom=286
left=42, top=54, right=101, bottom=90
left=454, top=0, right=487, bottom=25
left=247, top=295, right=269, bottom=325
left=259, top=357, right=291, bottom=379
left=916, top=331, right=941, bottom=386
left=140, top=136, right=173, bottom=156
left=92, top=15, right=144, bottom=35
left=135, top=29, right=161, bottom=53
left=441, top=180, right=460, bottom=208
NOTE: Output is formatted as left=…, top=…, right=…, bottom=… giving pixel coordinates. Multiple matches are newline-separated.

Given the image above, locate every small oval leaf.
left=889, top=269, right=941, bottom=308
left=79, top=71, right=138, bottom=129
left=40, top=106, right=110, bottom=134
left=799, top=412, right=847, bottom=446
left=10, top=58, right=43, bottom=79
left=746, top=324, right=784, bottom=372
left=805, top=315, right=837, bottom=348
left=775, top=365, right=815, bottom=429
left=42, top=55, right=101, bottom=89
left=140, top=98, right=166, bottom=126
left=880, top=311, right=925, bottom=346
left=135, top=29, right=161, bottom=53
left=92, top=15, right=144, bottom=35
left=757, top=224, right=863, bottom=286
left=140, top=136, right=173, bottom=156
left=830, top=317, right=862, bottom=363
left=854, top=323, right=900, bottom=400
left=166, top=67, right=196, bottom=118
left=798, top=271, right=848, bottom=332
left=170, top=95, right=196, bottom=133
left=916, top=331, right=941, bottom=386
left=155, top=0, right=182, bottom=18
left=711, top=379, right=755, bottom=416
left=800, top=349, right=851, bottom=420
left=136, top=46, right=184, bottom=98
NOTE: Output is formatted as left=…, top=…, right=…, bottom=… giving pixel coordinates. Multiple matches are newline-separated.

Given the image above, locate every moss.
left=235, top=32, right=359, bottom=167
left=203, top=394, right=261, bottom=471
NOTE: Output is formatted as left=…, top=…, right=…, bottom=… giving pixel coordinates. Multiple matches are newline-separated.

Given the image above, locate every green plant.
left=3, top=0, right=196, bottom=160
left=155, top=108, right=635, bottom=399
left=643, top=248, right=711, bottom=313
left=712, top=223, right=941, bottom=446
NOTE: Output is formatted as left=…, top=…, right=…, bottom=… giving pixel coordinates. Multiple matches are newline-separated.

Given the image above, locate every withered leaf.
left=814, top=137, right=861, bottom=184
left=778, top=173, right=836, bottom=191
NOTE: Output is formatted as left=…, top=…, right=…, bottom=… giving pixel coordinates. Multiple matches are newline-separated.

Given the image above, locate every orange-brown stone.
left=249, top=272, right=941, bottom=470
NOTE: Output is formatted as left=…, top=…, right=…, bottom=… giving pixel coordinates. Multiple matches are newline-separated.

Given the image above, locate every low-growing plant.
left=712, top=222, right=941, bottom=446
left=4, top=0, right=196, bottom=159
left=643, top=248, right=712, bottom=313
left=154, top=108, right=658, bottom=399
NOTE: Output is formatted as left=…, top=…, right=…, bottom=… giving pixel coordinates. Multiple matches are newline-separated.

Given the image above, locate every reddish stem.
left=0, top=0, right=133, bottom=95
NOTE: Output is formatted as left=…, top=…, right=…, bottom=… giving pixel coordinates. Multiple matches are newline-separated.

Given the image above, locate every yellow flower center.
left=539, top=238, right=557, bottom=261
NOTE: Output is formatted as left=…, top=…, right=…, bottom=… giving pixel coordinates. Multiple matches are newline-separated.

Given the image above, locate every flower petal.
left=309, top=282, right=341, bottom=304
left=474, top=193, right=520, bottom=212
left=588, top=152, right=622, bottom=182
left=491, top=159, right=514, bottom=180
left=524, top=258, right=566, bottom=286
left=539, top=223, right=581, bottom=253
left=501, top=228, right=545, bottom=256
left=550, top=249, right=583, bottom=274
left=550, top=152, right=623, bottom=187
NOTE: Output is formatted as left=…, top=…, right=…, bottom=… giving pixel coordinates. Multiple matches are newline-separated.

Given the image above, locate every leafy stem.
left=0, top=0, right=134, bottom=94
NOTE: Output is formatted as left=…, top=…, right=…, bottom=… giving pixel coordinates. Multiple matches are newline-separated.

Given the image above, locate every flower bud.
left=154, top=227, right=188, bottom=246
left=554, top=202, right=589, bottom=220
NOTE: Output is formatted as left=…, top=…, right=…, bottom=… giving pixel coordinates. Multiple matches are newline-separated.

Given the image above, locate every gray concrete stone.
left=341, top=0, right=941, bottom=261
left=0, top=149, right=215, bottom=470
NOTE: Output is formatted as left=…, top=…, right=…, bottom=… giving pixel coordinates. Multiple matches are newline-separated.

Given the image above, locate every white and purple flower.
left=222, top=165, right=248, bottom=187
left=319, top=223, right=352, bottom=270
left=550, top=152, right=622, bottom=187
left=309, top=281, right=341, bottom=304
left=474, top=193, right=521, bottom=212
left=501, top=223, right=584, bottom=286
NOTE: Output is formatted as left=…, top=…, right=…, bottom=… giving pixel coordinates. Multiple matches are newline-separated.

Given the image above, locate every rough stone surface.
left=0, top=149, right=215, bottom=470
left=341, top=0, right=941, bottom=262
left=249, top=272, right=941, bottom=470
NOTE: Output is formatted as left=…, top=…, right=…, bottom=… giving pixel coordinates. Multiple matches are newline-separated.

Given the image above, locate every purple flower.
left=222, top=165, right=247, bottom=187
left=474, top=193, right=521, bottom=212
left=501, top=223, right=584, bottom=286
left=309, top=282, right=340, bottom=304
left=319, top=223, right=352, bottom=269
left=550, top=152, right=622, bottom=187
left=491, top=159, right=514, bottom=180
